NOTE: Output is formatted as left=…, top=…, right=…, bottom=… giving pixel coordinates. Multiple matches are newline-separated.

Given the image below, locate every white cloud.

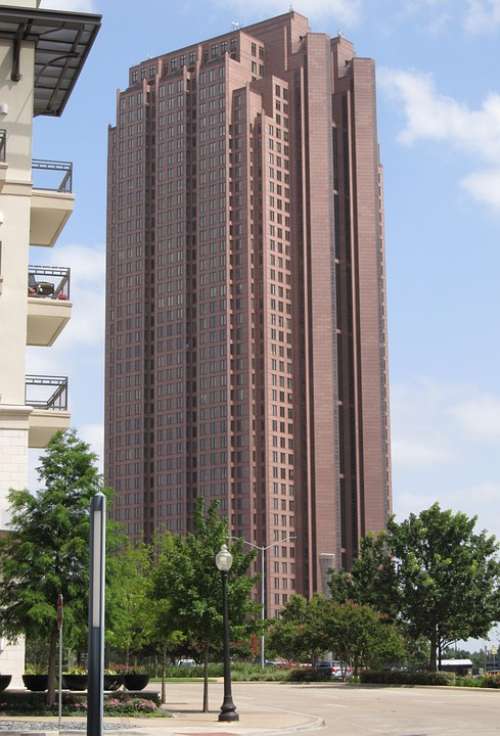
left=462, top=169, right=500, bottom=209
left=392, top=438, right=452, bottom=467
left=379, top=68, right=500, bottom=210
left=80, top=423, right=104, bottom=473
left=40, top=0, right=96, bottom=10
left=450, top=394, right=500, bottom=443
left=391, top=379, right=456, bottom=469
left=401, top=0, right=452, bottom=33
left=391, top=379, right=500, bottom=542
left=395, top=483, right=500, bottom=537
left=464, top=0, right=500, bottom=33
left=213, top=0, right=361, bottom=24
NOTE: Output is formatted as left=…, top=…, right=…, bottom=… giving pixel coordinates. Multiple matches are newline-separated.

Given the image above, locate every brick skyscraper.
left=105, top=12, right=391, bottom=615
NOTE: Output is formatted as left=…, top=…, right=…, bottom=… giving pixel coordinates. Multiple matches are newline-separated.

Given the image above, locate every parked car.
left=316, top=660, right=352, bottom=679
left=176, top=658, right=196, bottom=667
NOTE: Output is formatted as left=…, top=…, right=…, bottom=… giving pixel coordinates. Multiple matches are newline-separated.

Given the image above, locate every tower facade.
left=105, top=12, right=391, bottom=616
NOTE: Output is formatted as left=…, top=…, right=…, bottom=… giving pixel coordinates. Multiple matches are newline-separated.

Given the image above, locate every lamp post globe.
left=216, top=544, right=233, bottom=573
left=216, top=543, right=238, bottom=723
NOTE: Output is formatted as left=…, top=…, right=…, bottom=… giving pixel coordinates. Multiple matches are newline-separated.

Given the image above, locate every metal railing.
left=0, top=129, right=6, bottom=163
left=28, top=265, right=70, bottom=300
left=25, top=375, right=68, bottom=411
left=32, top=159, right=73, bottom=193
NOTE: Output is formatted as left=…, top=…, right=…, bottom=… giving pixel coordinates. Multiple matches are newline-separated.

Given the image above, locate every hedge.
left=287, top=668, right=333, bottom=683
left=360, top=670, right=456, bottom=686
left=0, top=689, right=160, bottom=715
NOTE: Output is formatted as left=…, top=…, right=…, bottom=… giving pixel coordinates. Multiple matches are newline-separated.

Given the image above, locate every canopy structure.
left=0, top=4, right=101, bottom=116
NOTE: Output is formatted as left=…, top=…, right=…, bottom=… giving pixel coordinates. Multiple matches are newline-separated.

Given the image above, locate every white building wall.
left=0, top=0, right=38, bottom=684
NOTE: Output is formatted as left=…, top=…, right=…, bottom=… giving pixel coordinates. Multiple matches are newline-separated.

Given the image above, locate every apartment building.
left=105, top=12, right=391, bottom=617
left=0, top=0, right=100, bottom=683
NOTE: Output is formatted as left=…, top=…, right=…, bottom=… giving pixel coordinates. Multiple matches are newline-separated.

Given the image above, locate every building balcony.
left=27, top=265, right=71, bottom=346
left=25, top=375, right=70, bottom=448
left=0, top=129, right=7, bottom=191
left=30, top=159, right=74, bottom=247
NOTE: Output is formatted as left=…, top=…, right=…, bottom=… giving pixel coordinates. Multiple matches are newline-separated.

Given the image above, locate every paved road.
left=159, top=681, right=500, bottom=735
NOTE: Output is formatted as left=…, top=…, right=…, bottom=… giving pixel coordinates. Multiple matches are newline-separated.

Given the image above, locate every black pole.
left=218, top=570, right=238, bottom=722
left=87, top=493, right=106, bottom=736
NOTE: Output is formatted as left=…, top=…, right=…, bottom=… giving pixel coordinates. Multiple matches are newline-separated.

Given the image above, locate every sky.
left=28, top=0, right=500, bottom=548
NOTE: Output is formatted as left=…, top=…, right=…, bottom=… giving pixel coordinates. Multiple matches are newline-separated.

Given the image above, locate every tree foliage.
left=268, top=594, right=332, bottom=664
left=0, top=431, right=121, bottom=703
left=268, top=594, right=404, bottom=673
left=150, top=500, right=260, bottom=710
left=106, top=543, right=154, bottom=666
left=326, top=602, right=404, bottom=675
left=329, top=503, right=500, bottom=670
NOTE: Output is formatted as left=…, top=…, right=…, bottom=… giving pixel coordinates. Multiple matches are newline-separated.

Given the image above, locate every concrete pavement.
left=2, top=681, right=500, bottom=735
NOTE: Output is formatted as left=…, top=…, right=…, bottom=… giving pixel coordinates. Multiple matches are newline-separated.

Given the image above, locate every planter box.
left=103, top=674, right=123, bottom=691
left=123, top=674, right=149, bottom=691
left=62, top=674, right=88, bottom=691
left=22, top=674, right=48, bottom=692
left=0, top=675, right=11, bottom=692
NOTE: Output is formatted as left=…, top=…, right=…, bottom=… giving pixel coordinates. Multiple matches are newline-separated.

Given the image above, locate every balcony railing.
left=25, top=375, right=68, bottom=411
left=28, top=265, right=70, bottom=300
left=32, top=159, right=73, bottom=193
left=0, top=129, right=6, bottom=163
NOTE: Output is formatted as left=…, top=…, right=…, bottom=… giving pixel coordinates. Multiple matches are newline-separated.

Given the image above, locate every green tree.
left=390, top=504, right=500, bottom=669
left=150, top=500, right=259, bottom=711
left=327, top=603, right=405, bottom=675
left=268, top=594, right=332, bottom=664
left=329, top=533, right=399, bottom=619
left=107, top=543, right=154, bottom=667
left=0, top=431, right=119, bottom=704
left=330, top=504, right=500, bottom=670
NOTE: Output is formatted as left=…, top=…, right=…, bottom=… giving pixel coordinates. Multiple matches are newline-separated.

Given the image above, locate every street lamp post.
left=215, top=544, right=239, bottom=723
left=233, top=534, right=296, bottom=668
left=87, top=492, right=106, bottom=736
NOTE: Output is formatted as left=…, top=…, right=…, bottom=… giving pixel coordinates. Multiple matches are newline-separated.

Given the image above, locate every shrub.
left=480, top=675, right=500, bottom=689
left=287, top=668, right=332, bottom=683
left=360, top=670, right=455, bottom=686
left=162, top=663, right=223, bottom=678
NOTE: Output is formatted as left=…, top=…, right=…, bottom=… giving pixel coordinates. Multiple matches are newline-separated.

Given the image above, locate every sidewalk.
left=0, top=688, right=325, bottom=736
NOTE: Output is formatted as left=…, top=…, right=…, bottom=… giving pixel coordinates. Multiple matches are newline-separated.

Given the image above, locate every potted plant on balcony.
left=62, top=667, right=88, bottom=691
left=123, top=667, right=149, bottom=691
left=23, top=667, right=48, bottom=692
left=0, top=674, right=12, bottom=692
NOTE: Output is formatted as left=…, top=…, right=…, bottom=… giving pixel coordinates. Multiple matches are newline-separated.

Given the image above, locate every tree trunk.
left=429, top=630, right=437, bottom=672
left=438, top=639, right=442, bottom=671
left=202, top=647, right=209, bottom=713
left=161, top=648, right=167, bottom=705
left=47, top=624, right=58, bottom=707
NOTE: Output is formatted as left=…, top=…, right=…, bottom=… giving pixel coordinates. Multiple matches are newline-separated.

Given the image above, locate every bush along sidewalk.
left=360, top=671, right=456, bottom=686
left=153, top=663, right=289, bottom=682
left=0, top=690, right=168, bottom=717
left=361, top=670, right=500, bottom=687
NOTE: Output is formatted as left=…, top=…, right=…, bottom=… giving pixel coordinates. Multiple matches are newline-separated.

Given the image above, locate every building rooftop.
left=0, top=4, right=101, bottom=116
left=441, top=659, right=473, bottom=666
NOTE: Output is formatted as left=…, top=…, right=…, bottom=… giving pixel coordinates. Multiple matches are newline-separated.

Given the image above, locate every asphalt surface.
left=2, top=682, right=498, bottom=735
left=158, top=681, right=500, bottom=735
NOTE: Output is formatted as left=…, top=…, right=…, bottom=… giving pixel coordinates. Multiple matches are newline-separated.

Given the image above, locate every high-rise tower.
left=105, top=12, right=391, bottom=616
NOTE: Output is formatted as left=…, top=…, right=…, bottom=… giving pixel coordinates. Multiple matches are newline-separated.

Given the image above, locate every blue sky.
left=29, top=0, right=500, bottom=547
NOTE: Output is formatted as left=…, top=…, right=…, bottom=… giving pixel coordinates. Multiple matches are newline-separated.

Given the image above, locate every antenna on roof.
left=231, top=20, right=240, bottom=31
left=289, top=3, right=294, bottom=10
